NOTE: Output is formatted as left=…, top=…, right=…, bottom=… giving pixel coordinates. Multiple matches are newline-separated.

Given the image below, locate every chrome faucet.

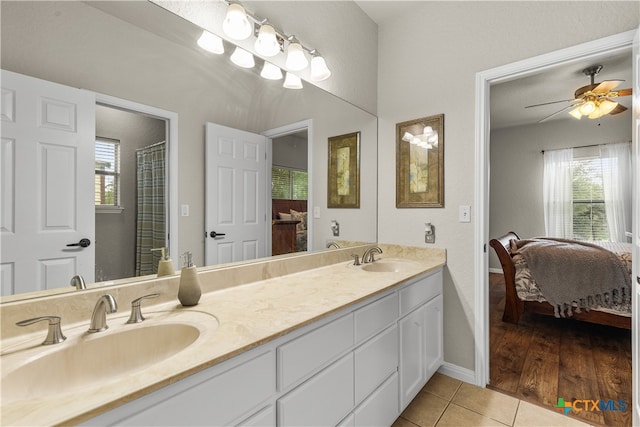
left=70, top=275, right=86, bottom=290
left=327, top=242, right=340, bottom=249
left=88, top=294, right=118, bottom=333
left=362, top=246, right=383, bottom=263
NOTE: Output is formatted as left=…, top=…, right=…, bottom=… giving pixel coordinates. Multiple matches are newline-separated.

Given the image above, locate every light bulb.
left=285, top=40, right=308, bottom=71
left=255, top=24, right=280, bottom=57
left=222, top=3, right=252, bottom=40
left=197, top=30, right=224, bottom=54
left=578, top=100, right=596, bottom=115
left=310, top=55, right=331, bottom=81
left=260, top=62, right=283, bottom=80
left=230, top=47, right=254, bottom=68
left=283, top=72, right=303, bottom=89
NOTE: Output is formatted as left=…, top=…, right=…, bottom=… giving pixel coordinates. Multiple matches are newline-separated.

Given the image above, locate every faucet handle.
left=351, top=254, right=361, bottom=266
left=126, top=293, right=160, bottom=324
left=16, top=316, right=66, bottom=345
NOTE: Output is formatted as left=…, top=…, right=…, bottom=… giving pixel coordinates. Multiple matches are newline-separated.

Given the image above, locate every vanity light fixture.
left=402, top=126, right=439, bottom=149
left=309, top=50, right=331, bottom=82
left=230, top=46, right=255, bottom=68
left=283, top=72, right=303, bottom=89
left=254, top=23, right=281, bottom=57
left=197, top=30, right=224, bottom=54
left=261, top=62, right=283, bottom=80
left=222, top=3, right=253, bottom=40
left=285, top=36, right=308, bottom=71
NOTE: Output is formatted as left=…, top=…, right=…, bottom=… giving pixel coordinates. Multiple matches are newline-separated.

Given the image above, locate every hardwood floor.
left=488, top=273, right=633, bottom=427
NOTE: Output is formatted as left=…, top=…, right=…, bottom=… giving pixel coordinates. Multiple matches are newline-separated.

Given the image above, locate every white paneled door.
left=631, top=26, right=639, bottom=427
left=205, top=122, right=267, bottom=266
left=0, top=70, right=95, bottom=295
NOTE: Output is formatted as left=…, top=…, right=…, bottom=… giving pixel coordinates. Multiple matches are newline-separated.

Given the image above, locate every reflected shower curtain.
left=135, top=141, right=166, bottom=276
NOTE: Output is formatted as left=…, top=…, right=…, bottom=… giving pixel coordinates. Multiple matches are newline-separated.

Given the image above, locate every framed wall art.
left=396, top=114, right=444, bottom=208
left=328, top=131, right=360, bottom=208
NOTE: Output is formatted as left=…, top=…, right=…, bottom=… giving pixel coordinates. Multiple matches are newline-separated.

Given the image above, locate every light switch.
left=181, top=204, right=189, bottom=217
left=314, top=206, right=320, bottom=218
left=459, top=205, right=471, bottom=223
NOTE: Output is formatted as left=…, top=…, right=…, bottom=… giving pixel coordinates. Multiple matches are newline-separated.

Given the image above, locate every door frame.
left=473, top=30, right=637, bottom=387
left=262, top=119, right=313, bottom=254
left=95, top=93, right=179, bottom=272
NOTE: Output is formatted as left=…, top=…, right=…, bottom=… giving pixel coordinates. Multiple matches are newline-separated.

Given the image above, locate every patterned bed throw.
left=513, top=238, right=631, bottom=318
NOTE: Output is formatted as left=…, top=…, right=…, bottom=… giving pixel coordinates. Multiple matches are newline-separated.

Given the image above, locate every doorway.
left=474, top=29, right=636, bottom=405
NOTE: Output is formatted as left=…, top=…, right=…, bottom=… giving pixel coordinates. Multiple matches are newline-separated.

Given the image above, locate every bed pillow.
left=279, top=212, right=293, bottom=220
left=290, top=209, right=307, bottom=232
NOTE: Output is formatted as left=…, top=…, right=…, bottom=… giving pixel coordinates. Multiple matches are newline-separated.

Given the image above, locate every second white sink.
left=361, top=259, right=419, bottom=273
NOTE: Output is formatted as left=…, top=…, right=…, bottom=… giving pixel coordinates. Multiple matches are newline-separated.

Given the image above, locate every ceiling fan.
left=525, top=64, right=632, bottom=123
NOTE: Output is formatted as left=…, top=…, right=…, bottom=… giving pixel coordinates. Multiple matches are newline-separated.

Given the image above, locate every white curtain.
left=543, top=148, right=573, bottom=238
left=600, top=142, right=632, bottom=242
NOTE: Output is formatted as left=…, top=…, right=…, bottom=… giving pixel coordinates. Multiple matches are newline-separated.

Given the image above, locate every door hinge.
left=484, top=243, right=487, bottom=253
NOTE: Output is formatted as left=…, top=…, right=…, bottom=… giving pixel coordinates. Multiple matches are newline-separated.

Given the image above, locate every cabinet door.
left=424, top=295, right=443, bottom=380
left=398, top=305, right=426, bottom=410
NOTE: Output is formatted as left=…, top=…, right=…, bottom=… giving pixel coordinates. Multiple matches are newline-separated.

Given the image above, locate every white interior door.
left=0, top=70, right=95, bottom=295
left=631, top=26, right=639, bottom=427
left=205, top=122, right=267, bottom=266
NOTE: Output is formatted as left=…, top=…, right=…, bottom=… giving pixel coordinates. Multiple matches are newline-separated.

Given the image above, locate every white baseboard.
left=437, top=362, right=476, bottom=385
left=488, top=267, right=502, bottom=274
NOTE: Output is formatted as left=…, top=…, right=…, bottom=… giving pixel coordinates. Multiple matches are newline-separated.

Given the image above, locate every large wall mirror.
left=0, top=1, right=378, bottom=301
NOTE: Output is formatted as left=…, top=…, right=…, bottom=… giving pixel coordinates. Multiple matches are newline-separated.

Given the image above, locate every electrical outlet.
left=425, top=223, right=435, bottom=244
left=459, top=205, right=471, bottom=223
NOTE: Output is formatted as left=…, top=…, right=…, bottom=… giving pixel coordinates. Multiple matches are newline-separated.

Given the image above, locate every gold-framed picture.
left=396, top=114, right=444, bottom=208
left=328, top=131, right=360, bottom=208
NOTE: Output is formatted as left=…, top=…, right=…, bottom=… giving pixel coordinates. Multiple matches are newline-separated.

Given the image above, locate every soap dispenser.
left=178, top=251, right=201, bottom=306
left=150, top=247, right=175, bottom=277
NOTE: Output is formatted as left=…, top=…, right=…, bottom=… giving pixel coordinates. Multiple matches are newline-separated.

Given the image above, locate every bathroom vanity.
left=0, top=244, right=445, bottom=426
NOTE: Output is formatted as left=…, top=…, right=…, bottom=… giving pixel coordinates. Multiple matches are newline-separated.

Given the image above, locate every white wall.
left=489, top=114, right=632, bottom=270
left=377, top=1, right=639, bottom=371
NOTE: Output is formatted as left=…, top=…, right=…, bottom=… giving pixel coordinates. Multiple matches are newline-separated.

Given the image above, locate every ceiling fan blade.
left=592, top=79, right=623, bottom=93
left=537, top=103, right=578, bottom=123
left=525, top=98, right=576, bottom=108
left=616, top=88, right=632, bottom=97
left=609, top=104, right=628, bottom=115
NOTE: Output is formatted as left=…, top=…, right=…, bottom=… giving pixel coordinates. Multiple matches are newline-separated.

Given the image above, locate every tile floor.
left=393, top=373, right=592, bottom=427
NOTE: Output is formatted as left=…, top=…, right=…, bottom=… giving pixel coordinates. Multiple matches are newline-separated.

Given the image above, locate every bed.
left=272, top=199, right=308, bottom=255
left=489, top=231, right=632, bottom=329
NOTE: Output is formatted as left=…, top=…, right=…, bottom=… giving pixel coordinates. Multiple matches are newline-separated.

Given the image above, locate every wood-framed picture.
left=396, top=114, right=444, bottom=208
left=328, top=131, right=360, bottom=208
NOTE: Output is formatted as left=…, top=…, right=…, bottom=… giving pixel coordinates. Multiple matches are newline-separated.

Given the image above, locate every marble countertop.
left=0, top=244, right=445, bottom=426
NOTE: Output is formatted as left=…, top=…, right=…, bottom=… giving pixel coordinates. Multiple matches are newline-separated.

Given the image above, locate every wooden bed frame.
left=489, top=231, right=631, bottom=330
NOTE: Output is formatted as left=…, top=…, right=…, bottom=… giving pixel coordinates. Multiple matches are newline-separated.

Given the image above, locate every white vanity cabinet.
left=398, top=270, right=444, bottom=409
left=83, top=268, right=443, bottom=427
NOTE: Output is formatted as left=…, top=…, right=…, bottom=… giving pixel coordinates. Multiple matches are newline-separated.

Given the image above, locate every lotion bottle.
left=151, top=247, right=175, bottom=277
left=178, top=251, right=201, bottom=306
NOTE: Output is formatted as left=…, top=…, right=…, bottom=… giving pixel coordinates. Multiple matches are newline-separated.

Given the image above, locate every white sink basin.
left=1, top=310, right=218, bottom=404
left=361, top=258, right=419, bottom=273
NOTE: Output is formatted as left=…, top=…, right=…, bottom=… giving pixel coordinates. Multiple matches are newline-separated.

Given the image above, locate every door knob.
left=209, top=231, right=226, bottom=238
left=66, top=238, right=91, bottom=248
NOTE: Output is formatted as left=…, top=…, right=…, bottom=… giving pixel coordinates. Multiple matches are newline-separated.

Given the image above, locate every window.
left=272, top=167, right=307, bottom=200
left=95, top=138, right=120, bottom=207
left=571, top=156, right=608, bottom=241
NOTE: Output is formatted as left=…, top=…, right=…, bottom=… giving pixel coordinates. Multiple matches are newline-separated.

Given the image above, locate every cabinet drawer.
left=399, top=270, right=442, bottom=316
left=354, top=292, right=398, bottom=344
left=278, top=313, right=353, bottom=390
left=278, top=353, right=354, bottom=427
left=354, top=372, right=399, bottom=427
left=236, top=405, right=275, bottom=427
left=354, top=324, right=398, bottom=404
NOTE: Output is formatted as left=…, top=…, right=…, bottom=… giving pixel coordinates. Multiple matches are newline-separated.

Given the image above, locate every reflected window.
left=272, top=167, right=307, bottom=200
left=95, top=137, right=121, bottom=207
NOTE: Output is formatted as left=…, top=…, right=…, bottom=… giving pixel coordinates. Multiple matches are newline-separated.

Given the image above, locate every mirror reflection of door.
left=94, top=105, right=166, bottom=281
left=271, top=131, right=309, bottom=256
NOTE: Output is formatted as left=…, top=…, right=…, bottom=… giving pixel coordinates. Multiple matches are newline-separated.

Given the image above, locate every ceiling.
left=354, top=1, right=633, bottom=130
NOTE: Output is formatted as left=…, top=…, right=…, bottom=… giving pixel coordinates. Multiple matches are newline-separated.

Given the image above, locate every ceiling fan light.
left=197, top=30, right=224, bottom=54
left=588, top=106, right=603, bottom=119
left=598, top=99, right=618, bottom=116
left=223, top=3, right=252, bottom=40
left=568, top=108, right=582, bottom=120
left=578, top=100, right=596, bottom=115
left=260, top=62, right=283, bottom=80
left=230, top=46, right=255, bottom=68
left=255, top=24, right=281, bottom=57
